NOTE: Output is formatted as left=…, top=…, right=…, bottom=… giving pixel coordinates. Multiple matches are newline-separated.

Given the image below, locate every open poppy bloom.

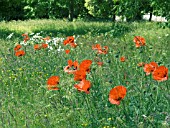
left=73, top=70, right=87, bottom=81
left=15, top=50, right=25, bottom=57
left=152, top=66, right=168, bottom=82
left=64, top=60, right=79, bottom=74
left=79, top=60, right=92, bottom=73
left=92, top=44, right=108, bottom=54
left=92, top=44, right=102, bottom=50
left=41, top=43, right=48, bottom=49
left=14, top=44, right=22, bottom=51
left=63, top=36, right=77, bottom=48
left=120, top=56, right=126, bottom=62
left=65, top=49, right=70, bottom=54
left=133, top=36, right=146, bottom=48
left=22, top=33, right=30, bottom=42
left=34, top=44, right=42, bottom=50
left=98, top=46, right=109, bottom=54
left=47, top=76, right=60, bottom=90
left=109, top=85, right=127, bottom=105
left=69, top=42, right=77, bottom=48
left=144, top=62, right=158, bottom=75
left=74, top=79, right=91, bottom=94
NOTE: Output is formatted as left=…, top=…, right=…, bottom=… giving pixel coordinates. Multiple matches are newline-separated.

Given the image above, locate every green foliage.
left=151, top=0, right=170, bottom=21
left=0, top=0, right=169, bottom=22
left=0, top=0, right=25, bottom=21
left=84, top=0, right=117, bottom=19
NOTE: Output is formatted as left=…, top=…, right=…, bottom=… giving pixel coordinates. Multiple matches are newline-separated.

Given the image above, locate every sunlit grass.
left=0, top=20, right=170, bottom=128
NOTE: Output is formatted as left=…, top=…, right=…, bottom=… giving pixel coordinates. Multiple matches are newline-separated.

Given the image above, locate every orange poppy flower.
left=109, top=85, right=127, bottom=105
left=14, top=44, right=22, bottom=51
left=120, top=56, right=126, bottom=62
left=42, top=36, right=50, bottom=41
left=70, top=42, right=77, bottom=48
left=34, top=44, right=41, bottom=50
left=92, top=44, right=102, bottom=50
left=79, top=60, right=92, bottom=73
left=97, top=61, right=103, bottom=66
left=63, top=36, right=77, bottom=48
left=64, top=60, right=79, bottom=74
left=73, top=70, right=86, bottom=81
left=133, top=36, right=146, bottom=48
left=47, top=76, right=60, bottom=90
left=15, top=50, right=25, bottom=57
left=67, top=59, right=73, bottom=67
left=102, top=46, right=109, bottom=54
left=97, top=46, right=109, bottom=54
left=65, top=49, right=70, bottom=54
left=42, top=43, right=48, bottom=49
left=137, top=62, right=145, bottom=67
left=67, top=60, right=79, bottom=69
left=22, top=33, right=30, bottom=42
left=63, top=39, right=69, bottom=45
left=74, top=79, right=91, bottom=94
left=67, top=36, right=74, bottom=43
left=144, top=62, right=158, bottom=75
left=152, top=66, right=168, bottom=82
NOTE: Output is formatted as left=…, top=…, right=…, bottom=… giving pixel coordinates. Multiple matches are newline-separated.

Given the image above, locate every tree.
left=0, top=0, right=26, bottom=21
left=84, top=0, right=119, bottom=21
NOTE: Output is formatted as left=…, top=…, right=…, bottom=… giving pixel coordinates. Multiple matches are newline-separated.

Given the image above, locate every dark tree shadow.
left=0, top=22, right=133, bottom=40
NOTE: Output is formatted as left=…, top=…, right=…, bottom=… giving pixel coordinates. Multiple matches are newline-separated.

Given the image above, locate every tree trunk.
left=149, top=12, right=152, bottom=21
left=68, top=0, right=74, bottom=21
left=112, top=14, right=116, bottom=22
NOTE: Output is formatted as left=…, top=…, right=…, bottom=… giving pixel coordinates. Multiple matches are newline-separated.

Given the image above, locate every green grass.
left=0, top=19, right=170, bottom=128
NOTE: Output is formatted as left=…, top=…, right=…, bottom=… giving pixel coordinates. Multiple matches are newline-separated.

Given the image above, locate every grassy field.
left=0, top=19, right=170, bottom=128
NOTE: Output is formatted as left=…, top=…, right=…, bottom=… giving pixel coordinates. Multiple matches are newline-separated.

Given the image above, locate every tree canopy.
left=0, top=0, right=169, bottom=22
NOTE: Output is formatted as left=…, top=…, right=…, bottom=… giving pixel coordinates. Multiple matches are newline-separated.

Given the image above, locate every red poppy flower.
left=42, top=43, right=48, bottom=49
left=67, top=36, right=74, bottom=42
left=109, top=85, right=127, bottom=105
left=120, top=56, right=126, bottom=62
left=92, top=44, right=102, bottom=50
left=65, top=49, right=70, bottom=54
left=34, top=44, right=41, bottom=50
left=64, top=60, right=79, bottom=74
left=22, top=33, right=30, bottom=42
left=63, top=36, right=77, bottom=48
left=70, top=42, right=77, bottom=48
left=73, top=70, right=86, bottom=81
left=152, top=66, right=168, bottom=82
left=14, top=44, right=22, bottom=51
left=74, top=79, right=91, bottom=94
left=144, top=62, right=158, bottom=75
left=63, top=39, right=69, bottom=45
left=97, top=61, right=104, bottom=66
left=79, top=60, right=92, bottom=73
left=92, top=44, right=109, bottom=54
left=15, top=50, right=25, bottom=57
left=47, top=76, right=60, bottom=90
left=102, top=46, right=109, bottom=54
left=133, top=36, right=146, bottom=48
left=42, top=36, right=50, bottom=41
left=67, top=60, right=79, bottom=69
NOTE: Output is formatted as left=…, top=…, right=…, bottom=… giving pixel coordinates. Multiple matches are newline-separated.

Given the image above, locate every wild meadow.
left=0, top=19, right=170, bottom=128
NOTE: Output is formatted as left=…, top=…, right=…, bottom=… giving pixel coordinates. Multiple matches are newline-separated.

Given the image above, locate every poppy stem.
left=82, top=94, right=97, bottom=127
left=122, top=100, right=130, bottom=122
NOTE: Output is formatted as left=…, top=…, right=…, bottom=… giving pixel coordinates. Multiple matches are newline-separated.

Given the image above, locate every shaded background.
left=0, top=0, right=170, bottom=22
